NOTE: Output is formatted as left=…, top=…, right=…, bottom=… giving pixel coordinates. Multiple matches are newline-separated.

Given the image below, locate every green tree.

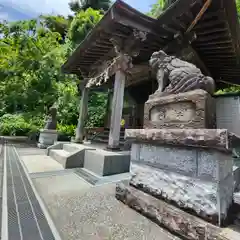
left=40, top=15, right=70, bottom=42
left=67, top=8, right=102, bottom=46
left=69, top=0, right=111, bottom=13
left=148, top=0, right=177, bottom=18
left=0, top=4, right=109, bottom=134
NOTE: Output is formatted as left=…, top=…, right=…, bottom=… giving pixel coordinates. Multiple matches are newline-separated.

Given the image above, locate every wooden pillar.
left=104, top=89, right=113, bottom=128
left=75, top=86, right=89, bottom=143
left=107, top=70, right=125, bottom=150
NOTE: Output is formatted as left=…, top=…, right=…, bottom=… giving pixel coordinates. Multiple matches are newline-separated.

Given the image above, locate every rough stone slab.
left=144, top=89, right=216, bottom=129
left=130, top=163, right=233, bottom=225
left=84, top=149, right=130, bottom=176
left=131, top=143, right=233, bottom=181
left=32, top=175, right=179, bottom=240
left=116, top=182, right=233, bottom=240
left=125, top=128, right=240, bottom=152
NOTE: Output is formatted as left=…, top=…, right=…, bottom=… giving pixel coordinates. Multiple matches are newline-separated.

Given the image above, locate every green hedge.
left=0, top=114, right=76, bottom=138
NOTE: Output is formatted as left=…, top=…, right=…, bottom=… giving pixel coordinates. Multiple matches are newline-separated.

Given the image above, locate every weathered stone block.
left=125, top=128, right=238, bottom=225
left=129, top=163, right=233, bottom=225
left=131, top=143, right=233, bottom=181
left=116, top=182, right=232, bottom=239
left=125, top=128, right=240, bottom=153
left=144, top=89, right=216, bottom=129
left=131, top=143, right=198, bottom=176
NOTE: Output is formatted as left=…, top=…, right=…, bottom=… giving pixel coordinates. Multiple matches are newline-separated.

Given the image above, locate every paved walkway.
left=0, top=142, right=181, bottom=240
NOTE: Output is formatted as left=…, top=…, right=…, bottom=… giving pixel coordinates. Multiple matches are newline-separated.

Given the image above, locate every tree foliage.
left=0, top=4, right=107, bottom=136
left=69, top=0, right=111, bottom=13
left=40, top=15, right=71, bottom=42
left=148, top=0, right=177, bottom=18
left=67, top=8, right=102, bottom=45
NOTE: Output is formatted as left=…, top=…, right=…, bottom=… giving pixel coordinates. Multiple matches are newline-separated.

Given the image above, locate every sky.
left=0, top=0, right=157, bottom=21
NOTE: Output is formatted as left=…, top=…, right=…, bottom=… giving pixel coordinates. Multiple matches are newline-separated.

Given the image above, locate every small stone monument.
left=38, top=105, right=58, bottom=149
left=116, top=51, right=239, bottom=236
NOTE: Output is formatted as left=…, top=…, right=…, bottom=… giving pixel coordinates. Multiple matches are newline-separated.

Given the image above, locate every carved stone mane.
left=149, top=50, right=215, bottom=96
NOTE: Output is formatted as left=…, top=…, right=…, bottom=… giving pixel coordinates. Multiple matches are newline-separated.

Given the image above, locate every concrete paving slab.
left=17, top=146, right=46, bottom=156
left=32, top=175, right=179, bottom=240
left=22, top=155, right=64, bottom=173
left=33, top=172, right=91, bottom=195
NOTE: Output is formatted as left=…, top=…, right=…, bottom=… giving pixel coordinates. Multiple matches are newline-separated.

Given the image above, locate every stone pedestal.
left=144, top=89, right=216, bottom=129
left=120, top=129, right=240, bottom=226
left=38, top=129, right=58, bottom=149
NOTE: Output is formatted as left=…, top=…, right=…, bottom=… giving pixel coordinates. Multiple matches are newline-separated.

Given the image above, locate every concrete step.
left=63, top=143, right=82, bottom=153
left=49, top=149, right=70, bottom=167
left=49, top=145, right=96, bottom=169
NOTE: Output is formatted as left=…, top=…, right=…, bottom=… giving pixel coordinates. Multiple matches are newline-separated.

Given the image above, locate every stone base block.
left=116, top=182, right=228, bottom=240
left=130, top=163, right=233, bottom=226
left=38, top=129, right=58, bottom=149
left=144, top=89, right=216, bottom=129
left=125, top=129, right=237, bottom=225
left=84, top=149, right=130, bottom=176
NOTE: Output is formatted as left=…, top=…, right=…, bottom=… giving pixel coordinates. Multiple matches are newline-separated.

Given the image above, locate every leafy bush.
left=0, top=114, right=39, bottom=136
left=0, top=114, right=77, bottom=139
left=57, top=124, right=76, bottom=141
left=57, top=124, right=75, bottom=136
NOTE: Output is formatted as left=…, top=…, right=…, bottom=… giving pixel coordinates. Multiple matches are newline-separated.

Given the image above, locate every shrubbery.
left=0, top=114, right=37, bottom=136
left=0, top=114, right=76, bottom=139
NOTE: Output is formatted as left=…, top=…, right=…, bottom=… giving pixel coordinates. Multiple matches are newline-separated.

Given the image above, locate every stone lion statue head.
left=149, top=50, right=174, bottom=71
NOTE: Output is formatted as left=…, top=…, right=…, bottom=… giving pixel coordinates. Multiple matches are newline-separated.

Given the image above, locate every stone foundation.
left=122, top=128, right=238, bottom=226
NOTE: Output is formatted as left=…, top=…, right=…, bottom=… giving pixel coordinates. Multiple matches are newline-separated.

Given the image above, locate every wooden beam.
left=194, top=45, right=233, bottom=51
left=194, top=19, right=226, bottom=30
left=199, top=10, right=226, bottom=22
left=197, top=27, right=228, bottom=36
left=163, top=31, right=196, bottom=53
left=156, top=0, right=197, bottom=25
left=194, top=40, right=232, bottom=47
left=186, top=0, right=212, bottom=33
left=189, top=46, right=211, bottom=76
left=195, top=33, right=230, bottom=43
